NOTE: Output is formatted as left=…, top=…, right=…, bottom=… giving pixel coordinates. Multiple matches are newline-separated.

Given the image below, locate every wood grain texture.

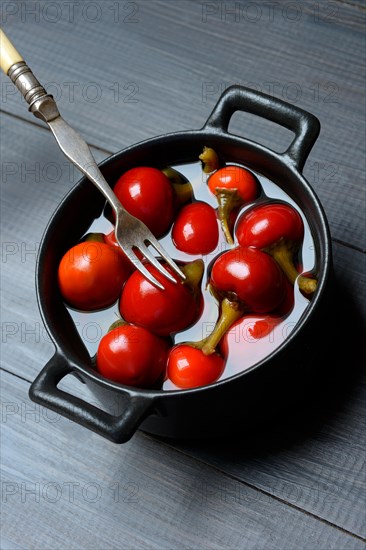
left=0, top=0, right=365, bottom=249
left=153, top=242, right=366, bottom=538
left=0, top=112, right=106, bottom=381
left=168, top=338, right=366, bottom=538
left=1, top=369, right=364, bottom=550
left=1, top=1, right=366, bottom=548
left=1, top=112, right=365, bottom=372
left=1, top=111, right=365, bottom=539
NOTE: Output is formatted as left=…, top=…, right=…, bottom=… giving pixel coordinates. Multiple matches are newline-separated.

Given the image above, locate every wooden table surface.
left=1, top=1, right=365, bottom=548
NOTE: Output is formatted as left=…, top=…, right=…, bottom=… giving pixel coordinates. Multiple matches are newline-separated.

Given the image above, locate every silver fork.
left=0, top=29, right=185, bottom=289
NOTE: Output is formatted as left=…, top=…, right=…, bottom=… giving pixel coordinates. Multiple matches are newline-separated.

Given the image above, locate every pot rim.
left=35, top=126, right=332, bottom=400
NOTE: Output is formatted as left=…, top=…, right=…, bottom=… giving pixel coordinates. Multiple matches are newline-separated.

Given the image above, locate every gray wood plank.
left=169, top=369, right=366, bottom=538
left=1, top=112, right=365, bottom=375
left=1, top=108, right=365, bottom=537
left=0, top=112, right=106, bottom=380
left=1, top=369, right=364, bottom=550
left=166, top=244, right=366, bottom=538
left=1, top=1, right=366, bottom=545
left=1, top=0, right=365, bottom=249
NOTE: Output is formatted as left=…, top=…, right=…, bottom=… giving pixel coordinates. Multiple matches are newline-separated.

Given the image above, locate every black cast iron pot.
left=29, top=86, right=333, bottom=443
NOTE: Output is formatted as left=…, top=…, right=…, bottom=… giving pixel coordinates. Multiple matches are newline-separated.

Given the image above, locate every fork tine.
left=146, top=237, right=186, bottom=281
left=136, top=243, right=177, bottom=284
left=113, top=206, right=184, bottom=288
left=120, top=246, right=165, bottom=290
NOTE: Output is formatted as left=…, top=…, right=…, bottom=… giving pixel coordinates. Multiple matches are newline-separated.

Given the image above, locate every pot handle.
left=203, top=85, right=320, bottom=172
left=29, top=353, right=153, bottom=443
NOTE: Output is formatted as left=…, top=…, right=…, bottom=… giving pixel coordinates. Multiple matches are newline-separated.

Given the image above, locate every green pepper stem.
left=181, top=259, right=204, bottom=297
left=199, top=146, right=220, bottom=174
left=162, top=166, right=193, bottom=206
left=84, top=232, right=104, bottom=243
left=193, top=298, right=244, bottom=355
left=107, top=318, right=127, bottom=333
left=172, top=182, right=194, bottom=205
left=269, top=241, right=317, bottom=295
left=216, top=188, right=242, bottom=245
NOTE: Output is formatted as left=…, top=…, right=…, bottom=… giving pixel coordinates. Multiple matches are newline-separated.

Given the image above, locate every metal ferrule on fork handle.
left=7, top=61, right=60, bottom=122
left=0, top=27, right=185, bottom=289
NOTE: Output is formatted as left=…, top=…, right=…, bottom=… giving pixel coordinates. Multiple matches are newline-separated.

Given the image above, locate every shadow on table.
left=155, top=274, right=366, bottom=457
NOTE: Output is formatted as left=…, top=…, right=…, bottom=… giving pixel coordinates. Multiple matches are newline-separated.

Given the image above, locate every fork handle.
left=1, top=30, right=135, bottom=247
left=1, top=28, right=182, bottom=289
left=0, top=28, right=23, bottom=73
left=1, top=28, right=60, bottom=122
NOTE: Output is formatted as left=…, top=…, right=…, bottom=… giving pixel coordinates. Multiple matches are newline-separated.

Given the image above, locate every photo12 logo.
left=1, top=480, right=140, bottom=504
left=202, top=81, right=339, bottom=104
left=2, top=79, right=139, bottom=105
left=201, top=2, right=339, bottom=24
left=1, top=2, right=140, bottom=24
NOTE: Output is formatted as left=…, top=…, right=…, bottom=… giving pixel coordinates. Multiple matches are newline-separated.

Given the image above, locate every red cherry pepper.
left=58, top=241, right=131, bottom=311
left=207, top=165, right=260, bottom=244
left=236, top=202, right=304, bottom=248
left=167, top=344, right=225, bottom=389
left=235, top=202, right=317, bottom=294
left=172, top=201, right=219, bottom=255
left=97, top=322, right=168, bottom=388
left=113, top=167, right=175, bottom=237
left=210, top=247, right=286, bottom=314
left=176, top=248, right=286, bottom=360
left=119, top=260, right=204, bottom=336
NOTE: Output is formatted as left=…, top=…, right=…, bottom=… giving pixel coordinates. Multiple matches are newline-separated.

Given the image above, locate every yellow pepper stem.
left=162, top=166, right=193, bottom=206
left=84, top=232, right=104, bottom=243
left=216, top=188, right=242, bottom=245
left=181, top=259, right=205, bottom=298
left=199, top=146, right=220, bottom=174
left=193, top=298, right=244, bottom=355
left=107, top=318, right=127, bottom=333
left=269, top=241, right=317, bottom=295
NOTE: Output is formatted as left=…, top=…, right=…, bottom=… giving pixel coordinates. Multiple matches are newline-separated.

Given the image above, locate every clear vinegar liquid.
left=65, top=161, right=317, bottom=390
